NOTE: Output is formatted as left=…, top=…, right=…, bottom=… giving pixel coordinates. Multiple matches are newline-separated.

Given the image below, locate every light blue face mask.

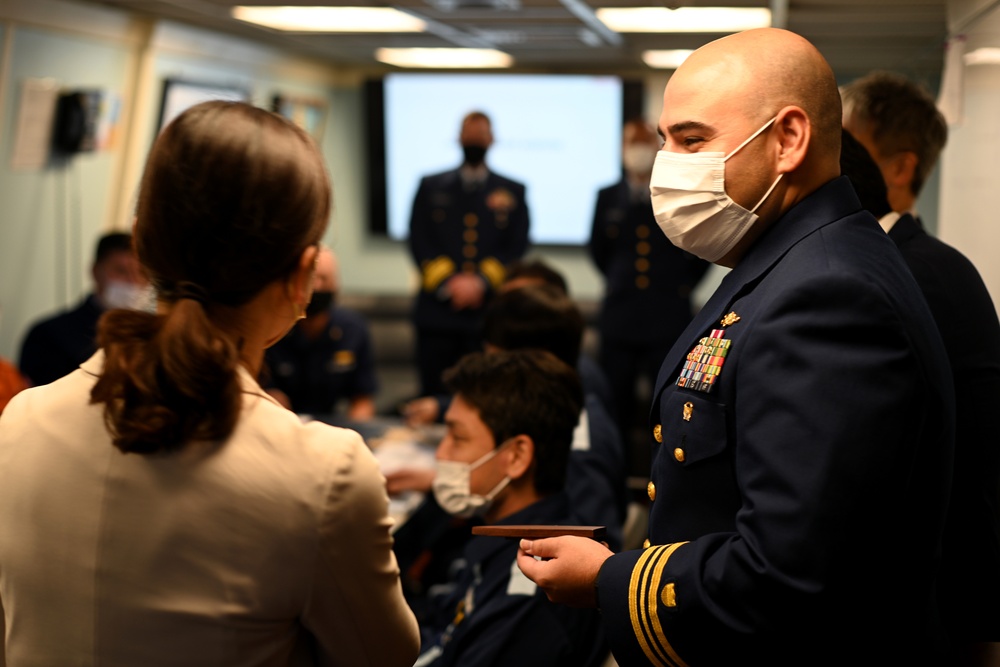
left=102, top=281, right=156, bottom=312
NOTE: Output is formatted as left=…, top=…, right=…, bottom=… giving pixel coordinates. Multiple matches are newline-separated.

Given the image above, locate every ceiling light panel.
left=595, top=7, right=771, bottom=33
left=232, top=6, right=427, bottom=32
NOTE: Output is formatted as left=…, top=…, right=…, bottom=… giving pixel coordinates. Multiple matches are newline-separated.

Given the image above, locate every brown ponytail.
left=91, top=101, right=330, bottom=454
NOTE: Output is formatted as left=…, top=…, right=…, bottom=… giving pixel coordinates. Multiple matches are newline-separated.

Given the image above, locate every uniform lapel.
left=652, top=176, right=866, bottom=392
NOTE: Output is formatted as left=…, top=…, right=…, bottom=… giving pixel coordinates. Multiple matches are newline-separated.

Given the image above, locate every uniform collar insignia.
left=720, top=311, right=741, bottom=327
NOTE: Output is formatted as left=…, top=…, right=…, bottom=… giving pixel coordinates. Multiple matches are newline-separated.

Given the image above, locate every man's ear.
left=504, top=434, right=534, bottom=481
left=774, top=105, right=810, bottom=174
left=882, top=150, right=918, bottom=191
left=285, top=244, right=320, bottom=310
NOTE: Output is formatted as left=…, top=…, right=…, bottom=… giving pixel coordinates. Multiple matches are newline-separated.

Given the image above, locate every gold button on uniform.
left=674, top=448, right=686, bottom=462
left=636, top=275, right=650, bottom=289
left=463, top=229, right=478, bottom=243
left=642, top=538, right=651, bottom=549
left=636, top=224, right=650, bottom=239
left=462, top=245, right=476, bottom=258
left=464, top=213, right=478, bottom=226
left=635, top=257, right=650, bottom=273
left=653, top=424, right=662, bottom=443
left=647, top=481, right=656, bottom=501
left=636, top=241, right=651, bottom=256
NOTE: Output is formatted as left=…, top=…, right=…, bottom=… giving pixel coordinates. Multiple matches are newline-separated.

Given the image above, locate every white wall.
left=938, top=0, right=1000, bottom=307
left=0, top=1, right=138, bottom=361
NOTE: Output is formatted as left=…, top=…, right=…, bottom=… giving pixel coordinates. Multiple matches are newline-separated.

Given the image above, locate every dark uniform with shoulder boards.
left=408, top=168, right=529, bottom=396
left=596, top=178, right=956, bottom=666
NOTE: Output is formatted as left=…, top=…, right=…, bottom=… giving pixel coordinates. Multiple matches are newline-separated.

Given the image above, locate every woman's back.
left=0, top=101, right=418, bottom=667
left=0, top=354, right=417, bottom=666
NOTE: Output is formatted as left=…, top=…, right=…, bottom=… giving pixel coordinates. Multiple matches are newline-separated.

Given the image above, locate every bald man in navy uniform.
left=517, top=28, right=955, bottom=666
left=408, top=111, right=530, bottom=397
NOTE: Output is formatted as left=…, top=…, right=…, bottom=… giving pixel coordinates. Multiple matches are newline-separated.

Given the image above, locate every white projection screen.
left=382, top=73, right=624, bottom=246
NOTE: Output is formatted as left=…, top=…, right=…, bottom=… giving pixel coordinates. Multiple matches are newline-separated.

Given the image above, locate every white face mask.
left=622, top=143, right=658, bottom=176
left=433, top=441, right=512, bottom=519
left=102, top=281, right=156, bottom=312
left=650, top=116, right=782, bottom=262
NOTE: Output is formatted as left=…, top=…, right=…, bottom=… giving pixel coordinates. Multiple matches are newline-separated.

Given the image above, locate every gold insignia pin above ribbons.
left=720, top=311, right=741, bottom=327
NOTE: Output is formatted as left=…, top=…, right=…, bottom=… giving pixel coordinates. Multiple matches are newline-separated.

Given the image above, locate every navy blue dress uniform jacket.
left=888, top=213, right=1000, bottom=643
left=416, top=493, right=608, bottom=667
left=596, top=177, right=956, bottom=665
left=588, top=179, right=709, bottom=345
left=408, top=168, right=530, bottom=334
left=263, top=306, right=378, bottom=416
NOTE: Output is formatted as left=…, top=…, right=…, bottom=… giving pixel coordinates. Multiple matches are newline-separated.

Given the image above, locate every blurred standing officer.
left=843, top=71, right=1000, bottom=664
left=264, top=246, right=378, bottom=421
left=408, top=111, right=530, bottom=397
left=18, top=232, right=149, bottom=387
left=588, top=118, right=709, bottom=476
left=517, top=28, right=956, bottom=665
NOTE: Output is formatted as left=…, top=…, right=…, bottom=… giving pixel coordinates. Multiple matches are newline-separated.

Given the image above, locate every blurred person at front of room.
left=17, top=231, right=149, bottom=387
left=588, top=118, right=710, bottom=476
left=843, top=71, right=1000, bottom=664
left=263, top=245, right=378, bottom=421
left=413, top=349, right=608, bottom=667
left=0, top=101, right=419, bottom=667
left=407, top=111, right=530, bottom=398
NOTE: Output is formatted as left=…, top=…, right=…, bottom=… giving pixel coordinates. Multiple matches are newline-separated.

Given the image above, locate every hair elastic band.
left=174, top=281, right=210, bottom=305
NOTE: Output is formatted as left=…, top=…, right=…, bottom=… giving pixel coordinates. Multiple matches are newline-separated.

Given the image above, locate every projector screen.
left=378, top=73, right=625, bottom=246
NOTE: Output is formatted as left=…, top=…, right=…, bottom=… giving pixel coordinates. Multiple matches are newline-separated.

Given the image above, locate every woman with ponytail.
left=0, top=101, right=419, bottom=666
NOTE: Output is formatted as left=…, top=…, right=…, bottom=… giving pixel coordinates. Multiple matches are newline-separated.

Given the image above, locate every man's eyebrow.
left=667, top=120, right=714, bottom=135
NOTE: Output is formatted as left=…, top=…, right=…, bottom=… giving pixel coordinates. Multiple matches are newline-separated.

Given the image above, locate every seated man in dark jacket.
left=415, top=349, right=608, bottom=667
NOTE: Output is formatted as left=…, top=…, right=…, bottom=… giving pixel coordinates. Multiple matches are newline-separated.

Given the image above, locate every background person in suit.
left=0, top=101, right=419, bottom=667
left=842, top=71, right=1000, bottom=664
left=407, top=111, right=530, bottom=397
left=17, top=231, right=149, bottom=387
left=517, top=28, right=955, bottom=665
left=589, top=118, right=710, bottom=477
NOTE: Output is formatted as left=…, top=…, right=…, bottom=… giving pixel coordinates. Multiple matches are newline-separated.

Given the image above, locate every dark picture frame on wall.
left=155, top=78, right=251, bottom=134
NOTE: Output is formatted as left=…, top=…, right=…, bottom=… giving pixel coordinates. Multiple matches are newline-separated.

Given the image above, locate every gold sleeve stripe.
left=422, top=256, right=456, bottom=292
left=479, top=257, right=506, bottom=289
left=628, top=543, right=690, bottom=667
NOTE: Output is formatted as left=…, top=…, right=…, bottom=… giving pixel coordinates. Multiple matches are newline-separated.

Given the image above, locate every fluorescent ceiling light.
left=595, top=7, right=771, bottom=33
left=965, top=47, right=1000, bottom=65
left=375, top=48, right=513, bottom=68
left=231, top=6, right=426, bottom=32
left=642, top=49, right=695, bottom=69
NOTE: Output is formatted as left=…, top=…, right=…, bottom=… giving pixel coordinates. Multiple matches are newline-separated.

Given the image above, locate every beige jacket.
left=0, top=353, right=419, bottom=667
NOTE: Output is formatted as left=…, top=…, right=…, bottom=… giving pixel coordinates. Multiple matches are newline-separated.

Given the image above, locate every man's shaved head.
left=313, top=246, right=338, bottom=293
left=676, top=28, right=841, bottom=165
left=656, top=28, right=843, bottom=265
